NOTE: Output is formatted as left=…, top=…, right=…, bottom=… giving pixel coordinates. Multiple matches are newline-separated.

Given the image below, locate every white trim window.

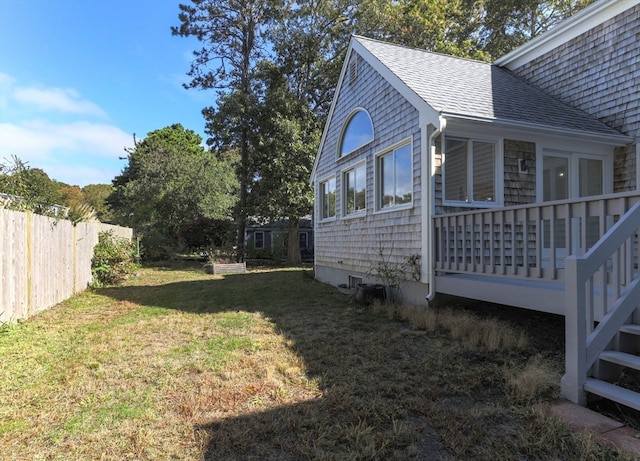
left=443, top=136, right=499, bottom=206
left=376, top=139, right=413, bottom=210
left=339, top=108, right=374, bottom=158
left=319, top=177, right=336, bottom=220
left=343, top=162, right=366, bottom=216
left=540, top=149, right=609, bottom=201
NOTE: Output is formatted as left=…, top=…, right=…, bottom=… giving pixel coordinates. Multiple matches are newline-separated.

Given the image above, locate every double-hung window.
left=376, top=141, right=412, bottom=210
left=443, top=137, right=498, bottom=206
left=343, top=162, right=366, bottom=216
left=319, top=177, right=336, bottom=220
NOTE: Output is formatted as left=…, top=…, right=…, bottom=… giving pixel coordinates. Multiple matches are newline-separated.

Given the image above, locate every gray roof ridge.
left=352, top=35, right=491, bottom=65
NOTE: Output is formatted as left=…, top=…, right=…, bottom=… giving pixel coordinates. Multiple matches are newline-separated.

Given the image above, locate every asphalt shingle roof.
left=354, top=36, right=624, bottom=137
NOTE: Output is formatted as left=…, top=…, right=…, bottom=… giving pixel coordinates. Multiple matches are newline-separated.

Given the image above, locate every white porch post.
left=562, top=254, right=588, bottom=405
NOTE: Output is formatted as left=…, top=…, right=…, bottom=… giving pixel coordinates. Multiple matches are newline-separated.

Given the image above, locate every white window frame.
left=318, top=175, right=337, bottom=222
left=442, top=134, right=503, bottom=208
left=341, top=160, right=367, bottom=218
left=374, top=137, right=414, bottom=212
left=537, top=147, right=612, bottom=201
left=337, top=108, right=374, bottom=159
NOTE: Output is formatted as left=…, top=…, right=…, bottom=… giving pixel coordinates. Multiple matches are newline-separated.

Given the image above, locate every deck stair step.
left=598, top=350, right=640, bottom=370
left=584, top=378, right=640, bottom=411
left=619, top=324, right=640, bottom=336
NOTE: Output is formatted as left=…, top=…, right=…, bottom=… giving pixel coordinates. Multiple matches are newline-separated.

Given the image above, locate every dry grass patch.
left=391, top=303, right=529, bottom=351
left=1, top=264, right=635, bottom=460
left=506, top=355, right=561, bottom=404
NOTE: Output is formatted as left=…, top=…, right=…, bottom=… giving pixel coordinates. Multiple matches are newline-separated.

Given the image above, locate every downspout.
left=424, top=115, right=446, bottom=302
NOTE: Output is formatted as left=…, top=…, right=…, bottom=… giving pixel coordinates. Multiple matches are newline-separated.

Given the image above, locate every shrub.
left=91, top=231, right=138, bottom=287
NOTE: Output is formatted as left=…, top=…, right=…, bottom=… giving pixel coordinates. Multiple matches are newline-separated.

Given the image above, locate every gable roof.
left=353, top=35, right=628, bottom=140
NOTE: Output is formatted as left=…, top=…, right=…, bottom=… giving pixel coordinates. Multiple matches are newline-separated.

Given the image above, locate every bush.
left=91, top=231, right=138, bottom=287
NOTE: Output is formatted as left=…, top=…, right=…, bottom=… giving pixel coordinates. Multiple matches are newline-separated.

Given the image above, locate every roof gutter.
left=424, top=115, right=446, bottom=302
left=440, top=111, right=631, bottom=146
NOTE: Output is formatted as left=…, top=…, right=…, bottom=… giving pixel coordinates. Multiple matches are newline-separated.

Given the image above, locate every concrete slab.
left=550, top=401, right=624, bottom=434
left=550, top=400, right=640, bottom=457
left=603, top=427, right=640, bottom=458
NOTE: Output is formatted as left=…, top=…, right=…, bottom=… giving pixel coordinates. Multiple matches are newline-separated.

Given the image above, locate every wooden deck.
left=433, top=193, right=640, bottom=410
left=433, top=191, right=640, bottom=321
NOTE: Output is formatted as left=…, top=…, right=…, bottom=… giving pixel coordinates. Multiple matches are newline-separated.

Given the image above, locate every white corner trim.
left=494, top=0, right=639, bottom=70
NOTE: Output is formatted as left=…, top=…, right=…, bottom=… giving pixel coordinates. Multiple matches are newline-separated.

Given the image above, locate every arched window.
left=339, top=109, right=374, bottom=157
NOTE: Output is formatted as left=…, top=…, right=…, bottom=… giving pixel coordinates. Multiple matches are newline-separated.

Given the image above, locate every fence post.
left=26, top=211, right=33, bottom=316
left=561, top=254, right=587, bottom=405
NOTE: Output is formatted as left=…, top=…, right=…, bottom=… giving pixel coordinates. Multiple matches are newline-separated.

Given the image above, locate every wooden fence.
left=0, top=209, right=133, bottom=323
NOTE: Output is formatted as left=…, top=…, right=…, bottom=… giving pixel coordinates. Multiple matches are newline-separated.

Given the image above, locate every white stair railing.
left=562, top=201, right=640, bottom=405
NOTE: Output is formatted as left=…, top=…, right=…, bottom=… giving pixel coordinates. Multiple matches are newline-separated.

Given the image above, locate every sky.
left=0, top=0, right=212, bottom=187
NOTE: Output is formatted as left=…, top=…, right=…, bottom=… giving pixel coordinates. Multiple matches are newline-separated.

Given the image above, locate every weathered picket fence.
left=0, top=208, right=133, bottom=323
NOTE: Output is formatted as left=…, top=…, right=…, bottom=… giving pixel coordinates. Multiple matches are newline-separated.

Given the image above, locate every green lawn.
left=0, top=262, right=633, bottom=460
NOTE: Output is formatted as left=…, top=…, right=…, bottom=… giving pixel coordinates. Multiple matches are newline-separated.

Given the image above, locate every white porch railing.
left=433, top=192, right=640, bottom=287
left=561, top=200, right=640, bottom=405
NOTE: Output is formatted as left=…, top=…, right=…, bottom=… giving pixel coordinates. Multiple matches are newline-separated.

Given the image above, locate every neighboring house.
left=245, top=218, right=314, bottom=261
left=311, top=0, right=639, bottom=409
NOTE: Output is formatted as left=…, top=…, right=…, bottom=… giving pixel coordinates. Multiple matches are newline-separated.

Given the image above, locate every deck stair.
left=585, top=320, right=640, bottom=411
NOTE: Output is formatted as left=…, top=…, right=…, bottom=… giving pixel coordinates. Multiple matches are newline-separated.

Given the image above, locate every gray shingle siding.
left=509, top=5, right=639, bottom=191
left=315, top=52, right=422, bottom=278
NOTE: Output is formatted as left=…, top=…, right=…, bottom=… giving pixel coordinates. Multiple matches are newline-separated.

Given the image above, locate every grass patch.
left=0, top=262, right=635, bottom=460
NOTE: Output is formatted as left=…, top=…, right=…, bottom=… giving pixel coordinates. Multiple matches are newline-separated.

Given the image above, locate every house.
left=311, top=0, right=639, bottom=409
left=245, top=218, right=314, bottom=261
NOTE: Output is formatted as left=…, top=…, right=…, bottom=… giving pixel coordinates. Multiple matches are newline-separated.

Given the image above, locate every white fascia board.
left=350, top=37, right=440, bottom=126
left=494, top=0, right=639, bottom=70
left=440, top=111, right=631, bottom=146
left=310, top=40, right=355, bottom=185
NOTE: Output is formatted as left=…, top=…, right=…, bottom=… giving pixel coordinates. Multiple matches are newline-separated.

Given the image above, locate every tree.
left=389, top=0, right=486, bottom=59
left=0, top=156, right=62, bottom=215
left=480, top=0, right=595, bottom=58
left=108, top=124, right=237, bottom=258
left=83, top=184, right=114, bottom=222
left=58, top=185, right=96, bottom=223
left=172, top=0, right=282, bottom=261
left=248, top=63, right=318, bottom=264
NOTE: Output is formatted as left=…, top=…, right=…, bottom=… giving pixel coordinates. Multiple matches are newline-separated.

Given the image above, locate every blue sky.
left=0, top=0, right=211, bottom=187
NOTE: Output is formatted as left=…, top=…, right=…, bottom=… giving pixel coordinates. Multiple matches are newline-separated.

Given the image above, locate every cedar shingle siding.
left=510, top=5, right=639, bottom=191
left=314, top=52, right=422, bottom=277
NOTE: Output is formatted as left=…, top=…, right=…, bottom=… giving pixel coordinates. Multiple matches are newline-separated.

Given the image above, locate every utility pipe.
left=424, top=115, right=446, bottom=302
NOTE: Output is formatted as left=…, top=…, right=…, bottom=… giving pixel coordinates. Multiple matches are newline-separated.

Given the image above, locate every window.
left=254, top=231, right=264, bottom=249
left=343, top=163, right=366, bottom=216
left=339, top=109, right=374, bottom=157
left=542, top=150, right=605, bottom=201
left=319, top=177, right=336, bottom=220
left=377, top=141, right=412, bottom=210
left=443, top=137, right=497, bottom=205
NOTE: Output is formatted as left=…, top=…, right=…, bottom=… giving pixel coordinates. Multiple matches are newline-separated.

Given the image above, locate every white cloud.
left=0, top=119, right=132, bottom=161
left=13, top=86, right=108, bottom=118
left=0, top=75, right=133, bottom=185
